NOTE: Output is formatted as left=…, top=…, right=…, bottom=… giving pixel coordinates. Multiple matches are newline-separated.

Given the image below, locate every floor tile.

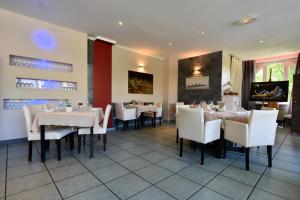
left=106, top=173, right=151, bottom=200
left=221, top=166, right=261, bottom=186
left=265, top=167, right=300, bottom=186
left=119, top=156, right=151, bottom=171
left=56, top=172, right=101, bottom=198
left=65, top=185, right=118, bottom=200
left=45, top=154, right=78, bottom=169
left=50, top=162, right=87, bottom=181
left=257, top=176, right=300, bottom=200
left=117, top=142, right=139, bottom=149
left=7, top=183, right=61, bottom=200
left=128, top=186, right=175, bottom=200
left=0, top=181, right=4, bottom=199
left=196, top=157, right=230, bottom=173
left=157, top=158, right=190, bottom=173
left=157, top=174, right=202, bottom=200
left=6, top=171, right=52, bottom=196
left=0, top=171, right=5, bottom=182
left=141, top=152, right=169, bottom=163
left=207, top=175, right=253, bottom=200
left=7, top=162, right=46, bottom=180
left=7, top=148, right=38, bottom=160
left=178, top=165, right=217, bottom=185
left=127, top=146, right=152, bottom=156
left=92, top=163, right=130, bottom=183
left=248, top=189, right=286, bottom=200
left=231, top=159, right=266, bottom=174
left=189, top=187, right=230, bottom=200
left=135, top=164, right=173, bottom=184
left=106, top=151, right=135, bottom=162
left=7, top=154, right=40, bottom=168
left=272, top=159, right=300, bottom=174
left=81, top=156, right=114, bottom=170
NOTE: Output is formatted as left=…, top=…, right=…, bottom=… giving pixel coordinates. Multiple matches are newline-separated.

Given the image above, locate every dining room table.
left=125, top=104, right=159, bottom=127
left=31, top=108, right=102, bottom=162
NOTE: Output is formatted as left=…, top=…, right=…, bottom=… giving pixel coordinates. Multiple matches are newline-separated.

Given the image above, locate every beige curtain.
left=230, top=56, right=243, bottom=95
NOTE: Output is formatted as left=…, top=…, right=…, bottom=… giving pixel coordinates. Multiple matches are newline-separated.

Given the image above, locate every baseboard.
left=0, top=138, right=27, bottom=145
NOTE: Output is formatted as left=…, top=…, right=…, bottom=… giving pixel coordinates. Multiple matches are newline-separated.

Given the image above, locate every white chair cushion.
left=78, top=126, right=106, bottom=135
left=28, top=126, right=72, bottom=141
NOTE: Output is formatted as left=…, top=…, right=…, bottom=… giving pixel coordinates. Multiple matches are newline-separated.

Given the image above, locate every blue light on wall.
left=33, top=30, right=56, bottom=50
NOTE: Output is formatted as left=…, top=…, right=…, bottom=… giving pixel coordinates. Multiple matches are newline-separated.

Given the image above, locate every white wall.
left=112, top=46, right=164, bottom=103
left=0, top=9, right=88, bottom=141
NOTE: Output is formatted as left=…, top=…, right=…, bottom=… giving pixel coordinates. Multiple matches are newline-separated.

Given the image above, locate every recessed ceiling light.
left=201, top=31, right=205, bottom=35
left=118, top=21, right=123, bottom=26
left=232, top=15, right=258, bottom=26
left=168, top=42, right=173, bottom=45
left=259, top=40, right=264, bottom=44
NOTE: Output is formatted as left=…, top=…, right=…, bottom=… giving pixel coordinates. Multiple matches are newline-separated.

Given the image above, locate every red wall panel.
left=93, top=40, right=112, bottom=127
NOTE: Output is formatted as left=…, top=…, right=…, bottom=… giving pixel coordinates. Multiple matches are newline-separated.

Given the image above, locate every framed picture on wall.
left=185, top=76, right=209, bottom=90
left=128, top=70, right=153, bottom=94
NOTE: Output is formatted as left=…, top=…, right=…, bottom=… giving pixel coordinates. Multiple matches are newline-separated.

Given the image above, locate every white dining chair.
left=78, top=104, right=112, bottom=152
left=114, top=102, right=137, bottom=130
left=143, top=102, right=163, bottom=126
left=175, top=104, right=190, bottom=143
left=23, top=105, right=72, bottom=161
left=224, top=110, right=278, bottom=170
left=178, top=107, right=222, bottom=165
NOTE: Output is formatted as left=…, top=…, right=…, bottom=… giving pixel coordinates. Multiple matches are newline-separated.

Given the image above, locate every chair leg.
left=65, top=136, right=68, bottom=144
left=223, top=139, right=227, bottom=159
left=179, top=138, right=183, bottom=157
left=134, top=119, right=137, bottom=130
left=116, top=119, right=118, bottom=129
left=83, top=135, right=86, bottom=146
left=57, top=140, right=61, bottom=161
left=69, top=132, right=74, bottom=150
left=98, top=135, right=100, bottom=141
left=193, top=142, right=197, bottom=151
left=46, top=140, right=50, bottom=151
left=28, top=141, right=33, bottom=161
left=176, top=129, right=179, bottom=143
left=78, top=135, right=81, bottom=153
left=245, top=147, right=250, bottom=170
left=90, top=127, right=94, bottom=158
left=103, top=134, right=107, bottom=151
left=123, top=121, right=125, bottom=131
left=200, top=143, right=205, bottom=165
left=267, top=145, right=272, bottom=167
left=160, top=117, right=162, bottom=125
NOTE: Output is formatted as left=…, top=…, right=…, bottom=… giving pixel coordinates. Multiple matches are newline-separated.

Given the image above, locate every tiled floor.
left=0, top=123, right=300, bottom=200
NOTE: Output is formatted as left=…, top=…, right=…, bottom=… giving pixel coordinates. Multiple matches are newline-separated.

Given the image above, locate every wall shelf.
left=10, top=55, right=73, bottom=72
left=16, top=77, right=77, bottom=91
left=3, top=99, right=67, bottom=110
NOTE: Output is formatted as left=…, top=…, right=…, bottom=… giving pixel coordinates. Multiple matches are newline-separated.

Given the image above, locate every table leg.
left=90, top=127, right=94, bottom=158
left=41, top=125, right=46, bottom=162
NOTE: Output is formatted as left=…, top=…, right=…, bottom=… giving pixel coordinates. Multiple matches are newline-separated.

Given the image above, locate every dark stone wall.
left=178, top=51, right=222, bottom=104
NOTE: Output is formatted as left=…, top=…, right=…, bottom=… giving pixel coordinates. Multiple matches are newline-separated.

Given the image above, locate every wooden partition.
left=292, top=74, right=300, bottom=134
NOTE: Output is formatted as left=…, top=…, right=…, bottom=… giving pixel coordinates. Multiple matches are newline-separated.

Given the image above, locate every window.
left=255, top=57, right=297, bottom=101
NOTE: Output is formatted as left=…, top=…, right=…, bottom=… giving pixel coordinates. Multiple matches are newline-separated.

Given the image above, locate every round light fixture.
left=201, top=31, right=205, bottom=35
left=118, top=21, right=123, bottom=26
left=259, top=40, right=264, bottom=44
left=168, top=42, right=173, bottom=46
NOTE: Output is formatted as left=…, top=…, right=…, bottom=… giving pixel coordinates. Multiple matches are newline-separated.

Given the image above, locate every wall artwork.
left=128, top=70, right=153, bottom=94
left=186, top=76, right=209, bottom=90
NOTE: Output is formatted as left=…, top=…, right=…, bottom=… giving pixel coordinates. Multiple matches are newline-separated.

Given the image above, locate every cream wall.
left=112, top=46, right=164, bottom=103
left=0, top=9, right=88, bottom=141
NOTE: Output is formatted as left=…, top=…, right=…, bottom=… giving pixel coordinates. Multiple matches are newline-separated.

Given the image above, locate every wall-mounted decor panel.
left=3, top=99, right=67, bottom=110
left=178, top=51, right=222, bottom=104
left=128, top=70, right=153, bottom=94
left=9, top=55, right=73, bottom=72
left=16, top=77, right=77, bottom=91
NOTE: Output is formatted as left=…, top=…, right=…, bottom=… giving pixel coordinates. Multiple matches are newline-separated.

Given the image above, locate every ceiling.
left=1, top=0, right=300, bottom=60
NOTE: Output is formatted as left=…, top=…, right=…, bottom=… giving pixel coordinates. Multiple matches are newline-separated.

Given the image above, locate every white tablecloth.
left=31, top=109, right=102, bottom=132
left=204, top=110, right=250, bottom=123
left=126, top=105, right=159, bottom=117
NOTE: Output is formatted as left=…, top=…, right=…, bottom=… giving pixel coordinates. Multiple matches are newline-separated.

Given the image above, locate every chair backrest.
left=155, top=102, right=163, bottom=117
left=114, top=102, right=124, bottom=119
left=102, top=104, right=112, bottom=131
left=90, top=108, right=103, bottom=123
left=178, top=107, right=204, bottom=143
left=176, top=102, right=184, bottom=105
left=23, top=104, right=45, bottom=135
left=175, top=104, right=190, bottom=114
left=248, top=110, right=278, bottom=146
